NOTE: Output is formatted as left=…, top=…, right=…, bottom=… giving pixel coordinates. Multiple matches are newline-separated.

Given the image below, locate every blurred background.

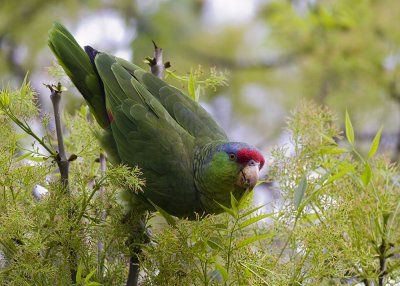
left=1, top=0, right=399, bottom=164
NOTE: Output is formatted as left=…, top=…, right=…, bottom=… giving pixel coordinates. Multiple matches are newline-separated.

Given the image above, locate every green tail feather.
left=48, top=22, right=109, bottom=129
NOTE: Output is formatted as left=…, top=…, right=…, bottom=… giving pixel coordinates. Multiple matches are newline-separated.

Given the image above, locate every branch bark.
left=145, top=41, right=170, bottom=79
left=46, top=83, right=76, bottom=283
left=48, top=83, right=69, bottom=190
left=97, top=152, right=107, bottom=277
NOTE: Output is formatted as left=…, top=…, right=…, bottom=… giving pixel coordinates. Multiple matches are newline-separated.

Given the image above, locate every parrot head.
left=195, top=141, right=265, bottom=214
left=215, top=142, right=264, bottom=190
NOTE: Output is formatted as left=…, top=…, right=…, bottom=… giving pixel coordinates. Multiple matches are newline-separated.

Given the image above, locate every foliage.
left=0, top=81, right=142, bottom=285
left=166, top=65, right=229, bottom=102
left=0, top=80, right=399, bottom=285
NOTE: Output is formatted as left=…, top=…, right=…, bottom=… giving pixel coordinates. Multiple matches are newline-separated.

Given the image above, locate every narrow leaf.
left=207, top=237, right=224, bottom=250
left=230, top=192, right=239, bottom=211
left=238, top=213, right=274, bottom=229
left=318, top=132, right=337, bottom=145
left=148, top=199, right=177, bottom=227
left=345, top=110, right=355, bottom=145
left=84, top=268, right=97, bottom=283
left=76, top=261, right=83, bottom=284
left=233, top=233, right=277, bottom=250
left=319, top=146, right=349, bottom=155
left=368, top=127, right=383, bottom=159
left=240, top=204, right=266, bottom=218
left=210, top=223, right=228, bottom=231
left=188, top=70, right=196, bottom=100
left=294, top=176, right=307, bottom=209
left=238, top=190, right=253, bottom=209
left=215, top=263, right=228, bottom=281
left=361, top=162, right=372, bottom=186
left=15, top=152, right=32, bottom=162
left=215, top=201, right=236, bottom=218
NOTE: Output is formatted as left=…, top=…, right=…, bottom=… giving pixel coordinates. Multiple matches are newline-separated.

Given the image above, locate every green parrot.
left=48, top=22, right=264, bottom=219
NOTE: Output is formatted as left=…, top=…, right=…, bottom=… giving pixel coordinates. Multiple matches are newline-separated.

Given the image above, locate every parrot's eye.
left=228, top=153, right=236, bottom=161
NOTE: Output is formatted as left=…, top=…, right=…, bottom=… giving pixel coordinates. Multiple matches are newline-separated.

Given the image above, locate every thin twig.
left=97, top=153, right=107, bottom=277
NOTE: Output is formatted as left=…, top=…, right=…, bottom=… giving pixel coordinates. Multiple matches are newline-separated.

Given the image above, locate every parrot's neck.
left=194, top=142, right=245, bottom=215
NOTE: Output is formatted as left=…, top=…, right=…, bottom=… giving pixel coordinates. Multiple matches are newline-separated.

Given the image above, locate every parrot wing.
left=94, top=53, right=200, bottom=216
left=116, top=58, right=228, bottom=142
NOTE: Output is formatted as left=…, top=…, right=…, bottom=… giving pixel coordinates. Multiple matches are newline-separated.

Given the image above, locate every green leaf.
left=0, top=91, right=10, bottom=107
left=318, top=131, right=337, bottom=145
left=210, top=223, right=228, bottom=231
left=76, top=261, right=83, bottom=284
left=294, top=176, right=307, bottom=209
left=233, top=233, right=277, bottom=250
left=368, top=127, right=382, bottom=159
left=238, top=190, right=253, bottom=209
left=230, top=192, right=238, bottom=210
left=80, top=104, right=88, bottom=117
left=188, top=70, right=195, bottom=100
left=238, top=213, right=274, bottom=230
left=84, top=268, right=96, bottom=283
left=215, top=263, right=228, bottom=281
left=240, top=204, right=266, bottom=218
left=16, top=153, right=46, bottom=162
left=215, top=201, right=236, bottom=218
left=148, top=199, right=177, bottom=227
left=15, top=152, right=32, bottom=162
left=319, top=146, right=349, bottom=155
left=230, top=192, right=239, bottom=217
left=345, top=110, right=355, bottom=145
left=84, top=282, right=102, bottom=286
left=207, top=237, right=224, bottom=250
left=361, top=162, right=372, bottom=186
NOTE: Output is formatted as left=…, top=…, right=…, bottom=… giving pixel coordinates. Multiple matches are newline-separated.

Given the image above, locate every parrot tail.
left=48, top=22, right=110, bottom=129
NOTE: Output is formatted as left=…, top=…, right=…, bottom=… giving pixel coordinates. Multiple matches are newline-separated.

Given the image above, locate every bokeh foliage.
left=1, top=0, right=399, bottom=158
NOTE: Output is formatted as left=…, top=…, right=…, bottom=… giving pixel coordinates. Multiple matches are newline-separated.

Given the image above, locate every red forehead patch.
left=237, top=149, right=265, bottom=170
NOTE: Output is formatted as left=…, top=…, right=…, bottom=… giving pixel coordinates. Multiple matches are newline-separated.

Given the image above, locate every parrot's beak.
left=236, top=160, right=260, bottom=190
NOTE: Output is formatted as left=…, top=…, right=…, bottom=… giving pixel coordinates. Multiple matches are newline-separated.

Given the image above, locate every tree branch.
left=145, top=41, right=170, bottom=79
left=46, top=82, right=69, bottom=189
left=45, top=82, right=76, bottom=283
left=97, top=152, right=107, bottom=277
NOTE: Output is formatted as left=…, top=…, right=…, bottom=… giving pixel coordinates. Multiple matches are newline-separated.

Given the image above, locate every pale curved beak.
left=236, top=160, right=260, bottom=190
